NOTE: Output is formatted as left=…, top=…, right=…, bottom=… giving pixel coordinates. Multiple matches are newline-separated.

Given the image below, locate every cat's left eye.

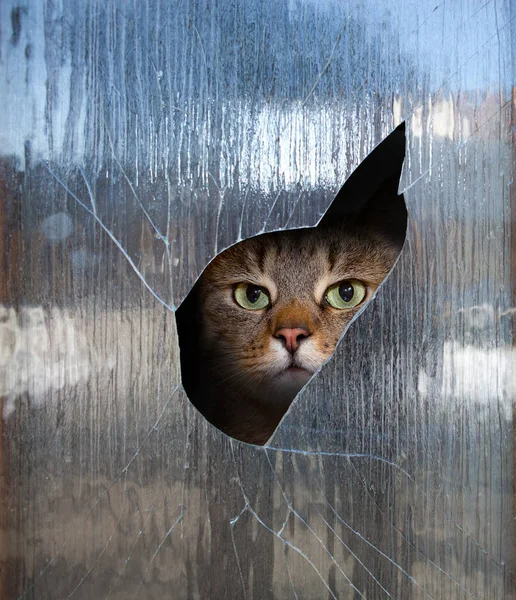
left=325, top=279, right=366, bottom=310
left=234, top=283, right=271, bottom=310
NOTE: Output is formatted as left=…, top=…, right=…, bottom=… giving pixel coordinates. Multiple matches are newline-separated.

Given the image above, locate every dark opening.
left=177, top=123, right=407, bottom=445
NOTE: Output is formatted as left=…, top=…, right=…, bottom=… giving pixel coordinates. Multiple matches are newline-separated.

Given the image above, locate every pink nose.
left=274, top=327, right=310, bottom=354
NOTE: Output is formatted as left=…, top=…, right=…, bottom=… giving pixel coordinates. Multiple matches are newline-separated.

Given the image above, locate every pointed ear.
left=354, top=172, right=407, bottom=246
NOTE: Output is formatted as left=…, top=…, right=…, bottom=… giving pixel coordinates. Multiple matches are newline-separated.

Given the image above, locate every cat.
left=177, top=176, right=405, bottom=445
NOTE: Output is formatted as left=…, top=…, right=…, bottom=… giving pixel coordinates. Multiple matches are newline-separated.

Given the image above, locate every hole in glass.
left=177, top=123, right=407, bottom=445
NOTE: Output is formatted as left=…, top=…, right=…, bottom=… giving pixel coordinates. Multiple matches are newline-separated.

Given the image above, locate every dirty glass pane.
left=0, top=0, right=513, bottom=598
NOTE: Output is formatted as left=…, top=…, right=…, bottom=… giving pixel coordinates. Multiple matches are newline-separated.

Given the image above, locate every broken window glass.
left=0, top=0, right=512, bottom=597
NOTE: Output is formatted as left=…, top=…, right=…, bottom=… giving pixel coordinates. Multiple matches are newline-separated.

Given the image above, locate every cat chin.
left=278, top=366, right=313, bottom=387
left=254, top=367, right=313, bottom=410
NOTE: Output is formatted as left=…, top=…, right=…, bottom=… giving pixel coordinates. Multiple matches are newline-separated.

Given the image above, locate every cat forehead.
left=206, top=226, right=386, bottom=285
left=238, top=227, right=373, bottom=270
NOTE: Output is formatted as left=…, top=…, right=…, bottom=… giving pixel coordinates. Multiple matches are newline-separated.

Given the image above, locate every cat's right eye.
left=325, top=279, right=366, bottom=310
left=234, top=283, right=271, bottom=310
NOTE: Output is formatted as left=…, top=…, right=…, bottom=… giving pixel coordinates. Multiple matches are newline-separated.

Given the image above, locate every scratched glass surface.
left=0, top=0, right=513, bottom=598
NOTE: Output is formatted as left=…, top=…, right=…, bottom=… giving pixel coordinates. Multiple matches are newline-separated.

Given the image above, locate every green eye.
left=234, top=283, right=271, bottom=310
left=325, top=279, right=366, bottom=310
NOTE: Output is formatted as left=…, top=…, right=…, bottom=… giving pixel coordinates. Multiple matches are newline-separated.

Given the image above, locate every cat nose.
left=274, top=327, right=310, bottom=354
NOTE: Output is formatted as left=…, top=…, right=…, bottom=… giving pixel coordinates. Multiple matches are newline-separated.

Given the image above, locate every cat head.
left=178, top=125, right=407, bottom=444
left=197, top=219, right=402, bottom=418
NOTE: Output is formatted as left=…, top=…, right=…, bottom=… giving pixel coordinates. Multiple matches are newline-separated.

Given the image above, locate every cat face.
left=197, top=224, right=400, bottom=414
